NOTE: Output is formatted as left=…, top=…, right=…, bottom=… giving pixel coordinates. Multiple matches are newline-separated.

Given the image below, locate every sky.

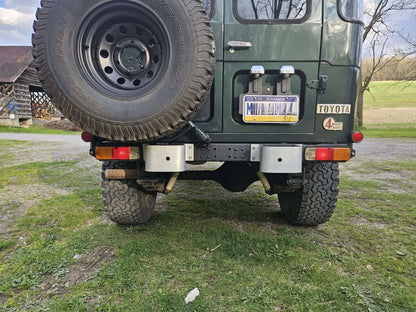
left=0, top=0, right=37, bottom=46
left=0, top=0, right=415, bottom=52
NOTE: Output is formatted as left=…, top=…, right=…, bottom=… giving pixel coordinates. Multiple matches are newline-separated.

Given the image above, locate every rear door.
left=192, top=0, right=223, bottom=132
left=219, top=0, right=323, bottom=143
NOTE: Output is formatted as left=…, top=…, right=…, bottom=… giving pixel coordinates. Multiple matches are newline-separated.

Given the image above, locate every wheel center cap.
left=121, top=46, right=143, bottom=70
left=115, top=39, right=150, bottom=76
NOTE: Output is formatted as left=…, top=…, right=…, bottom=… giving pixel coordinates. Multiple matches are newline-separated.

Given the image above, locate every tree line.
left=361, top=56, right=416, bottom=81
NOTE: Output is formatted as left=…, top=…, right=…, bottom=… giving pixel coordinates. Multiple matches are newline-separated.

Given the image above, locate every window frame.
left=337, top=0, right=364, bottom=26
left=232, top=0, right=312, bottom=25
left=201, top=0, right=216, bottom=19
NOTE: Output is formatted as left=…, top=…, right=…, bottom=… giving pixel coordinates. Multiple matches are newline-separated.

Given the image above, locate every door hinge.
left=307, top=75, right=328, bottom=94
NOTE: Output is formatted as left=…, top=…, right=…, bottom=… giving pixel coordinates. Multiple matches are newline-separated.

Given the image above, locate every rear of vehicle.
left=33, top=0, right=364, bottom=226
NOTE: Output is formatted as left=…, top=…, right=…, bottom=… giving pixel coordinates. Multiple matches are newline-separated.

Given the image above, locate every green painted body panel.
left=315, top=65, right=360, bottom=142
left=191, top=0, right=363, bottom=145
left=223, top=0, right=322, bottom=62
left=321, top=0, right=363, bottom=66
left=192, top=62, right=223, bottom=132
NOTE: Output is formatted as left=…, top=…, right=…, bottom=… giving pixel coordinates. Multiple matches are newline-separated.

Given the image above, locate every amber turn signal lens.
left=95, top=147, right=114, bottom=160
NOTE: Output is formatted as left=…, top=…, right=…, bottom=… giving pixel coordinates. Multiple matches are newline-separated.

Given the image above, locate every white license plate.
left=243, top=95, right=299, bottom=123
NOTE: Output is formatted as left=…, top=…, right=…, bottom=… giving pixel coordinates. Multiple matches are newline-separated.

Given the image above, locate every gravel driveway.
left=0, top=133, right=91, bottom=166
left=352, top=137, right=416, bottom=161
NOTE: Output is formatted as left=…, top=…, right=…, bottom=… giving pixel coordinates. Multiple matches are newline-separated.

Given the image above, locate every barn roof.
left=0, top=46, right=33, bottom=83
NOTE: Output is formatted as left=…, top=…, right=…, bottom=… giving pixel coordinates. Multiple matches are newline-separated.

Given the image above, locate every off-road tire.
left=102, top=161, right=156, bottom=225
left=32, top=0, right=215, bottom=141
left=278, top=162, right=339, bottom=226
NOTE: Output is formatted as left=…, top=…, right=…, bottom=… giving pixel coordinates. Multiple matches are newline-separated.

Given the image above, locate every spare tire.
left=32, top=0, right=215, bottom=141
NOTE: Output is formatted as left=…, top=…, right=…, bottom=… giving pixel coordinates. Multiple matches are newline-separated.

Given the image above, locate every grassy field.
left=363, top=81, right=416, bottom=109
left=0, top=124, right=79, bottom=135
left=361, top=81, right=415, bottom=137
left=1, top=140, right=415, bottom=311
left=362, top=123, right=416, bottom=138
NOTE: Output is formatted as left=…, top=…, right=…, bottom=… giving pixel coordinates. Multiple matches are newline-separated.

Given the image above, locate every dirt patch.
left=40, top=246, right=115, bottom=298
left=43, top=120, right=82, bottom=132
left=364, top=108, right=416, bottom=124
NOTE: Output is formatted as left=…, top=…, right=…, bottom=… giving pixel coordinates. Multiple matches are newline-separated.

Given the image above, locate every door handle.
left=227, top=41, right=252, bottom=53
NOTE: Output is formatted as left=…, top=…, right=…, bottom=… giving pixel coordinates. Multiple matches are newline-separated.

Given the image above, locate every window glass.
left=338, top=0, right=363, bottom=22
left=201, top=0, right=213, bottom=16
left=236, top=0, right=308, bottom=21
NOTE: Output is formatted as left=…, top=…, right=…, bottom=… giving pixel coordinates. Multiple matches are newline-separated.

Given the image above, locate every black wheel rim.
left=76, top=2, right=169, bottom=98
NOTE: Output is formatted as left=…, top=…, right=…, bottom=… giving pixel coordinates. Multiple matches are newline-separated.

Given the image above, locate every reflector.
left=352, top=131, right=364, bottom=143
left=81, top=131, right=91, bottom=142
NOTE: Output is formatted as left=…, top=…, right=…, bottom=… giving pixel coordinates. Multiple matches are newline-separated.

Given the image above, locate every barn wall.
left=13, top=82, right=32, bottom=119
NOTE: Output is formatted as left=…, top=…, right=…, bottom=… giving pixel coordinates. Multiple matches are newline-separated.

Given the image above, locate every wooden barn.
left=0, top=46, right=60, bottom=126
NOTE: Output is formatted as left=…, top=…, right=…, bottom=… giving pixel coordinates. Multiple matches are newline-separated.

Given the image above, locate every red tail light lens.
left=113, top=147, right=130, bottom=160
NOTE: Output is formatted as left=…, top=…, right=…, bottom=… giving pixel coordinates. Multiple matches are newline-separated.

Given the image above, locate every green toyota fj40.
left=33, top=0, right=364, bottom=226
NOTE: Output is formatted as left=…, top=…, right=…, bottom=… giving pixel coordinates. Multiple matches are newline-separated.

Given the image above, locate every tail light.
left=95, top=146, right=140, bottom=160
left=305, top=147, right=351, bottom=161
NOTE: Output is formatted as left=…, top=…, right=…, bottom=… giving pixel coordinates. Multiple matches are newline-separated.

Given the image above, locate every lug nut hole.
left=100, top=50, right=109, bottom=58
left=105, top=34, right=114, bottom=43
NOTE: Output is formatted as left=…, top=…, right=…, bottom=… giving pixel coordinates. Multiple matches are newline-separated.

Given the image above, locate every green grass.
left=364, top=81, right=416, bottom=109
left=0, top=240, right=16, bottom=252
left=0, top=161, right=98, bottom=189
left=362, top=123, right=416, bottom=138
left=0, top=124, right=80, bottom=135
left=1, top=153, right=415, bottom=311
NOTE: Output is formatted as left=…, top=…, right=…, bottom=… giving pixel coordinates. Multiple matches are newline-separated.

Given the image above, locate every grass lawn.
left=0, top=140, right=415, bottom=311
left=0, top=124, right=79, bottom=135
left=362, top=123, right=416, bottom=138
left=364, top=81, right=416, bottom=109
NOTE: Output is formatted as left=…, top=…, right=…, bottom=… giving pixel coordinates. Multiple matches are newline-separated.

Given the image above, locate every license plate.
left=243, top=95, right=299, bottom=123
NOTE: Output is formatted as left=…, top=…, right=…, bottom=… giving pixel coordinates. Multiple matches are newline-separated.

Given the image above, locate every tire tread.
left=101, top=161, right=156, bottom=225
left=279, top=162, right=339, bottom=226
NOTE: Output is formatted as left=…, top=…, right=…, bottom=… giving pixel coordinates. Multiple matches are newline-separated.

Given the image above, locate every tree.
left=356, top=0, right=416, bottom=127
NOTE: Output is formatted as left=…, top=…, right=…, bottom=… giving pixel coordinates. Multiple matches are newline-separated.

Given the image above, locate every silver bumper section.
left=144, top=144, right=303, bottom=174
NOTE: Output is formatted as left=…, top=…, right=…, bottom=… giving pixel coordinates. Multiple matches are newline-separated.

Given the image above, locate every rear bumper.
left=143, top=143, right=352, bottom=173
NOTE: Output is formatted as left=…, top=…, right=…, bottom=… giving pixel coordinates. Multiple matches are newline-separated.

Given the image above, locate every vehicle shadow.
left=154, top=179, right=291, bottom=227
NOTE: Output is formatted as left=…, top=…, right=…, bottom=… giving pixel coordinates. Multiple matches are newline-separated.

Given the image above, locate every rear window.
left=234, top=0, right=310, bottom=22
left=338, top=0, right=363, bottom=24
